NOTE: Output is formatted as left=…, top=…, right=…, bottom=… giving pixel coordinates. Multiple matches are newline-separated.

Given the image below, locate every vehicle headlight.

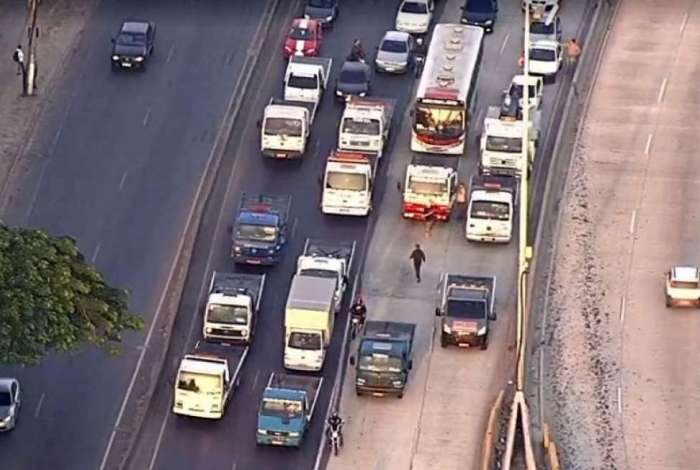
left=112, top=55, right=119, bottom=61
left=289, top=431, right=301, bottom=437
left=325, top=15, right=334, bottom=22
left=134, top=56, right=144, bottom=62
left=484, top=20, right=494, bottom=26
left=336, top=89, right=343, bottom=96
left=356, top=377, right=366, bottom=385
left=443, top=324, right=452, bottom=334
left=234, top=246, right=241, bottom=253
left=359, top=92, right=367, bottom=97
left=267, top=248, right=275, bottom=255
left=258, top=429, right=267, bottom=435
left=477, top=327, right=487, bottom=336
left=305, top=48, right=317, bottom=54
left=1, top=415, right=11, bottom=424
left=205, top=327, right=213, bottom=334
left=392, top=380, right=404, bottom=387
left=239, top=328, right=248, bottom=337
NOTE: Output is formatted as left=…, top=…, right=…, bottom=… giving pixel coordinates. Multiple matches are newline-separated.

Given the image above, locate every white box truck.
left=321, top=150, right=378, bottom=216
left=337, top=96, right=395, bottom=160
left=480, top=106, right=540, bottom=178
left=260, top=98, right=318, bottom=159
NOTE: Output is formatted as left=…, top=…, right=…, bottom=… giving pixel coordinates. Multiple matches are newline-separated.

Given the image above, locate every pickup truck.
left=231, top=193, right=291, bottom=266
left=257, top=373, right=323, bottom=447
left=202, top=271, right=265, bottom=345
left=172, top=341, right=248, bottom=419
left=480, top=105, right=540, bottom=178
left=260, top=98, right=318, bottom=159
left=284, top=56, right=332, bottom=104
left=351, top=321, right=416, bottom=398
left=466, top=175, right=517, bottom=243
left=296, top=238, right=356, bottom=314
left=321, top=150, right=378, bottom=217
left=435, top=274, right=497, bottom=349
left=337, top=96, right=395, bottom=160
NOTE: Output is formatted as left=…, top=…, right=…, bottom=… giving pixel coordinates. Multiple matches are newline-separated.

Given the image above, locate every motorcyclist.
left=349, top=39, right=366, bottom=62
left=414, top=37, right=428, bottom=58
left=350, top=297, right=367, bottom=327
left=327, top=412, right=344, bottom=434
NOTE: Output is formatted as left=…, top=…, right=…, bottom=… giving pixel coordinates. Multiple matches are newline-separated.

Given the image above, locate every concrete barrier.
left=480, top=390, right=505, bottom=470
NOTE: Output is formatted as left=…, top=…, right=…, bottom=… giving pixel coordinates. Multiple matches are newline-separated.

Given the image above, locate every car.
left=111, top=20, right=156, bottom=71
left=304, top=0, right=339, bottom=28
left=529, top=5, right=561, bottom=43
left=460, top=0, right=498, bottom=33
left=335, top=61, right=371, bottom=101
left=527, top=39, right=562, bottom=83
left=375, top=31, right=413, bottom=74
left=665, top=266, right=700, bottom=307
left=283, top=18, right=323, bottom=58
left=0, top=378, right=20, bottom=432
left=501, top=74, right=544, bottom=118
left=395, top=0, right=434, bottom=35
left=522, top=0, right=559, bottom=12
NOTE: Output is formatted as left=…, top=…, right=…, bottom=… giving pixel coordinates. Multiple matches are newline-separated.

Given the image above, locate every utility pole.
left=25, top=0, right=40, bottom=96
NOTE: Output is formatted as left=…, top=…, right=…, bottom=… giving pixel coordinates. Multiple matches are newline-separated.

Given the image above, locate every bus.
left=411, top=24, right=484, bottom=156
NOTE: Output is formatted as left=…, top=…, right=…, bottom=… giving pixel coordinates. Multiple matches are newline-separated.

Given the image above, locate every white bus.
left=411, top=24, right=484, bottom=156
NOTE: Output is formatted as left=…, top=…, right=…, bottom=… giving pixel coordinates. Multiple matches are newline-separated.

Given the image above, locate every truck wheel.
left=355, top=390, right=362, bottom=397
left=440, top=335, right=447, bottom=348
left=665, top=296, right=672, bottom=308
left=397, top=393, right=404, bottom=399
left=480, top=335, right=489, bottom=350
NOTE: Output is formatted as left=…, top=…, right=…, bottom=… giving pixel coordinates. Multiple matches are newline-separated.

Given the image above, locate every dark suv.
left=111, top=20, right=156, bottom=71
left=460, top=0, right=498, bottom=33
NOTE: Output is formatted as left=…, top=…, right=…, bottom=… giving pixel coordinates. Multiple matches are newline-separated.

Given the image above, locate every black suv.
left=111, top=20, right=156, bottom=71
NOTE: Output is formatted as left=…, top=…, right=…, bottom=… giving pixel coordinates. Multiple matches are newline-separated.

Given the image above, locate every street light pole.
left=26, top=0, right=39, bottom=96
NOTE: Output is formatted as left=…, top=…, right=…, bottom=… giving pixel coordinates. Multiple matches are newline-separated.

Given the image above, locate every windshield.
left=358, top=341, right=404, bottom=372
left=408, top=177, right=447, bottom=195
left=288, top=332, right=323, bottom=350
left=208, top=304, right=248, bottom=325
left=485, top=136, right=522, bottom=153
left=447, top=299, right=486, bottom=319
left=380, top=39, right=408, bottom=53
left=177, top=372, right=221, bottom=394
left=288, top=74, right=318, bottom=90
left=326, top=171, right=367, bottom=191
left=299, top=268, right=337, bottom=280
left=530, top=47, right=556, bottom=61
left=116, top=32, right=146, bottom=46
left=467, top=0, right=494, bottom=13
left=308, top=0, right=334, bottom=7
left=509, top=84, right=537, bottom=100
left=342, top=118, right=380, bottom=135
left=670, top=281, right=699, bottom=289
left=289, top=27, right=315, bottom=40
left=530, top=21, right=555, bottom=35
left=0, top=391, right=12, bottom=406
left=401, top=2, right=428, bottom=14
left=339, top=69, right=367, bottom=84
left=470, top=201, right=510, bottom=221
left=414, top=105, right=465, bottom=139
left=235, top=224, right=277, bottom=242
left=261, top=398, right=303, bottom=420
left=264, top=117, right=303, bottom=137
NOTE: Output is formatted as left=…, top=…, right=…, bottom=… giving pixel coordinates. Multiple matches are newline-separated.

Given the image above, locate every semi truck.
left=284, top=274, right=336, bottom=371
left=202, top=271, right=265, bottom=345
left=480, top=106, right=540, bottom=178
left=296, top=238, right=356, bottom=314
left=172, top=341, right=248, bottom=419
left=321, top=150, right=378, bottom=216
left=284, top=56, right=332, bottom=104
left=260, top=98, right=318, bottom=159
left=435, top=274, right=497, bottom=350
left=351, top=321, right=416, bottom=398
left=466, top=176, right=517, bottom=243
left=400, top=154, right=459, bottom=221
left=231, top=193, right=291, bottom=266
left=256, top=373, right=323, bottom=447
left=337, top=96, right=395, bottom=160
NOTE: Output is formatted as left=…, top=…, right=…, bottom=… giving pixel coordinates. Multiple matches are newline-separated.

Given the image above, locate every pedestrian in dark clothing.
left=409, top=244, right=426, bottom=283
left=13, top=45, right=24, bottom=75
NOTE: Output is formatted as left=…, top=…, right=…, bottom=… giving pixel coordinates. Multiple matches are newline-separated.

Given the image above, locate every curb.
left=480, top=389, right=505, bottom=470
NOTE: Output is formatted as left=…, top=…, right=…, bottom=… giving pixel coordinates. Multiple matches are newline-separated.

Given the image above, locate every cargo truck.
left=231, top=193, right=291, bottom=266
left=337, top=96, right=395, bottom=160
left=480, top=106, right=540, bottom=178
left=260, top=98, right=318, bottom=159
left=321, top=150, right=378, bottom=216
left=284, top=56, right=332, bottom=104
left=466, top=176, right=517, bottom=243
left=400, top=154, right=459, bottom=221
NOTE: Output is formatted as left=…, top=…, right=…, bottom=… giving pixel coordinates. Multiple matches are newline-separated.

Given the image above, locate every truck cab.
left=528, top=39, right=562, bottom=83
left=480, top=106, right=538, bottom=178
left=203, top=272, right=265, bottom=344
left=466, top=175, right=517, bottom=243
left=400, top=155, right=458, bottom=221
left=260, top=98, right=316, bottom=159
left=337, top=97, right=395, bottom=159
left=284, top=56, right=332, bottom=104
left=665, top=266, right=700, bottom=308
left=231, top=193, right=291, bottom=266
left=322, top=151, right=377, bottom=216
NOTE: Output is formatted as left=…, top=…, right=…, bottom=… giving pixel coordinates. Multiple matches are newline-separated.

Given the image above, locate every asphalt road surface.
left=0, top=1, right=269, bottom=469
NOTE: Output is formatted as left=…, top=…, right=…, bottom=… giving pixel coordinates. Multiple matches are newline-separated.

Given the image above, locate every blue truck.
left=231, top=193, right=292, bottom=266
left=256, top=372, right=323, bottom=447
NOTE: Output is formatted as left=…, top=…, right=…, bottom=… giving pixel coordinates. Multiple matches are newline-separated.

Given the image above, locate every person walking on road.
left=13, top=45, right=24, bottom=75
left=410, top=244, right=426, bottom=283
left=424, top=207, right=436, bottom=238
left=565, top=38, right=582, bottom=68
left=455, top=182, right=467, bottom=220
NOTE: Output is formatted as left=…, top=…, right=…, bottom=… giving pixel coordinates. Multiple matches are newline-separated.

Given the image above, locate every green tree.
left=0, top=225, right=144, bottom=366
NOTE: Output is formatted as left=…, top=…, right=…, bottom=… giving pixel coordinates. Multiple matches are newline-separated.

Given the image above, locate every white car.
left=665, top=266, right=700, bottom=308
left=528, top=39, right=562, bottom=83
left=522, top=0, right=559, bottom=12
left=396, top=0, right=433, bottom=35
left=502, top=74, right=544, bottom=117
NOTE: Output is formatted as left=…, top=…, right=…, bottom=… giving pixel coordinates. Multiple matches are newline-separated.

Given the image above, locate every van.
left=460, top=0, right=498, bottom=33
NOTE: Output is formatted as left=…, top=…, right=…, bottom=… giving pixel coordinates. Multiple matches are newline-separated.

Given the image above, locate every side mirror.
left=434, top=308, right=441, bottom=317
left=349, top=356, right=356, bottom=366
left=489, top=311, right=497, bottom=321
left=396, top=181, right=403, bottom=193
left=408, top=360, right=413, bottom=370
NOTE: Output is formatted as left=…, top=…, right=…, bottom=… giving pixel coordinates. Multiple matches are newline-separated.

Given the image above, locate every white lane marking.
left=617, top=386, right=622, bottom=414
left=147, top=412, right=171, bottom=470
left=499, top=33, right=510, bottom=55
left=231, top=461, right=238, bottom=470
left=680, top=13, right=688, bottom=33
left=166, top=45, right=175, bottom=63
left=51, top=128, right=63, bottom=151
left=143, top=108, right=151, bottom=127
left=34, top=392, right=46, bottom=418
left=657, top=77, right=668, bottom=103
left=644, top=133, right=653, bottom=155
left=91, top=242, right=102, bottom=263
left=629, top=210, right=636, bottom=234
left=619, top=296, right=626, bottom=323
left=119, top=171, right=128, bottom=191
left=250, top=370, right=260, bottom=392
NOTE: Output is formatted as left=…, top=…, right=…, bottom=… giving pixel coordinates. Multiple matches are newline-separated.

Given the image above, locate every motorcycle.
left=327, top=426, right=343, bottom=456
left=414, top=55, right=425, bottom=78
left=351, top=316, right=361, bottom=339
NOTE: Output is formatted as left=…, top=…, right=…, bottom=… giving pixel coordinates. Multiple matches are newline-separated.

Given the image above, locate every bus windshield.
left=414, top=105, right=464, bottom=140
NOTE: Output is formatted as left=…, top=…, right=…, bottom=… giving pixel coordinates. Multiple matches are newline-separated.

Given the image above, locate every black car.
left=460, top=0, right=498, bottom=33
left=304, top=0, right=339, bottom=28
left=111, top=20, right=156, bottom=71
left=335, top=61, right=371, bottom=102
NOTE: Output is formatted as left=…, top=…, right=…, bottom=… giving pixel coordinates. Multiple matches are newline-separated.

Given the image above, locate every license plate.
left=121, top=62, right=132, bottom=67
left=339, top=208, right=350, bottom=213
left=272, top=439, right=285, bottom=445
left=372, top=392, right=384, bottom=397
left=277, top=153, right=286, bottom=158
left=458, top=343, right=471, bottom=348
left=247, top=259, right=261, bottom=265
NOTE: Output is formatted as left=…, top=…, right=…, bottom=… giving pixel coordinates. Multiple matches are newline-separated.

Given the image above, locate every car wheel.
left=480, top=335, right=489, bottom=350
left=665, top=296, right=672, bottom=308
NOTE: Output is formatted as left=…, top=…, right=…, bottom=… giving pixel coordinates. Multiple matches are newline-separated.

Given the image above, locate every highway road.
left=126, top=1, right=458, bottom=469
left=0, top=1, right=270, bottom=469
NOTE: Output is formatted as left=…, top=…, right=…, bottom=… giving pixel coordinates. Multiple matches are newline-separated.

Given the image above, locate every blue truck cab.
left=256, top=373, right=322, bottom=447
left=231, top=193, right=292, bottom=266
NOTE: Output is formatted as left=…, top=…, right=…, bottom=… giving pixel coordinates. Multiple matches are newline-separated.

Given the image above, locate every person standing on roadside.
left=455, top=182, right=467, bottom=220
left=565, top=38, right=582, bottom=68
left=409, top=244, right=426, bottom=283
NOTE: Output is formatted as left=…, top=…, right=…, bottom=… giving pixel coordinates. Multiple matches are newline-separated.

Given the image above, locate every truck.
left=337, top=96, right=395, bottom=160
left=260, top=98, right=318, bottom=159
left=400, top=155, right=459, bottom=221
left=284, top=274, right=336, bottom=371
left=435, top=274, right=497, bottom=350
left=172, top=341, right=248, bottom=419
left=351, top=321, right=416, bottom=398
left=665, top=266, right=700, bottom=308
left=296, top=238, right=356, bottom=314
left=321, top=150, right=378, bottom=217
left=284, top=56, right=332, bottom=104
left=202, top=271, right=265, bottom=345
left=480, top=106, right=540, bottom=178
left=256, top=372, right=323, bottom=447
left=231, top=193, right=291, bottom=266
left=466, top=176, right=518, bottom=243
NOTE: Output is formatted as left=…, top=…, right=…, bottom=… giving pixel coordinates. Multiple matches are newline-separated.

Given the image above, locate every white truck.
left=321, top=150, right=378, bottom=216
left=400, top=155, right=458, bottom=221
left=466, top=175, right=517, bottom=243
left=284, top=56, right=332, bottom=104
left=260, top=98, right=318, bottom=159
left=172, top=341, right=248, bottom=419
left=202, top=271, right=265, bottom=345
left=665, top=266, right=700, bottom=308
left=296, top=238, right=356, bottom=314
left=284, top=274, right=336, bottom=371
left=337, top=96, right=395, bottom=160
left=480, top=106, right=540, bottom=178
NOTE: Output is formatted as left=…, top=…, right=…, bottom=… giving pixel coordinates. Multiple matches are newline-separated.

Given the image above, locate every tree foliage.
left=0, top=225, right=144, bottom=366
